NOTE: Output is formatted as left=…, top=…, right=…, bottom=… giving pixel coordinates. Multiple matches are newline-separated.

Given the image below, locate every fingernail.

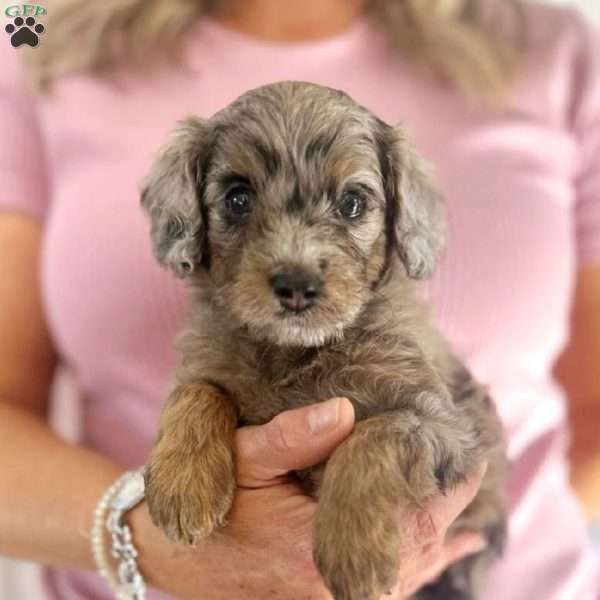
left=461, top=534, right=487, bottom=556
left=309, top=398, right=342, bottom=434
left=466, top=539, right=487, bottom=556
left=479, top=460, right=489, bottom=478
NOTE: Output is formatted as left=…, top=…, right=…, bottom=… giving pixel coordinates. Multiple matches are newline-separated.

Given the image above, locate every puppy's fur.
left=140, top=81, right=507, bottom=600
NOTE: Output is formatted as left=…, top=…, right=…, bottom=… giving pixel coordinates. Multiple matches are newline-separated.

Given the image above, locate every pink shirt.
left=1, top=4, right=599, bottom=599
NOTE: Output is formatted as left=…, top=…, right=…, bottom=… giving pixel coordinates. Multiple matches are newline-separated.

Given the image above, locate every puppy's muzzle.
left=269, top=267, right=322, bottom=313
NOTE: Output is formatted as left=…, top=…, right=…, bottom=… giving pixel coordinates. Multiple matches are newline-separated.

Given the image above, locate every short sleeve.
left=0, top=44, right=48, bottom=221
left=571, top=12, right=600, bottom=267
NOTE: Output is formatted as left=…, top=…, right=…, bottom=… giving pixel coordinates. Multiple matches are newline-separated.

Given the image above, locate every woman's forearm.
left=0, top=401, right=123, bottom=570
left=554, top=265, right=600, bottom=520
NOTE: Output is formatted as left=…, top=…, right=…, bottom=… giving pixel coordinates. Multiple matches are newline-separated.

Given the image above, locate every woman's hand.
left=386, top=463, right=488, bottom=598
left=132, top=398, right=486, bottom=599
left=132, top=397, right=354, bottom=599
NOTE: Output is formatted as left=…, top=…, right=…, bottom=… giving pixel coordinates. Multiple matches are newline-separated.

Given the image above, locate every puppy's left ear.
left=140, top=117, right=210, bottom=278
left=380, top=125, right=445, bottom=280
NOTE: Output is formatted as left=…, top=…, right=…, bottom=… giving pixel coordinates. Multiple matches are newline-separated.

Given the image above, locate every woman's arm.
left=0, top=211, right=124, bottom=569
left=555, top=264, right=600, bottom=520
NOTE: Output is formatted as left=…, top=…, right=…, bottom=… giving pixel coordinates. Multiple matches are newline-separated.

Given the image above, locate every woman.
left=0, top=0, right=598, bottom=598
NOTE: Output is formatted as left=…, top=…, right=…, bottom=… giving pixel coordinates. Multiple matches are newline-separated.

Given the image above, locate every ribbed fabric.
left=1, top=4, right=599, bottom=599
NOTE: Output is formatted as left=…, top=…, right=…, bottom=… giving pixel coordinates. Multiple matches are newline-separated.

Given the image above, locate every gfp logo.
left=5, top=4, right=46, bottom=17
left=5, top=4, right=46, bottom=48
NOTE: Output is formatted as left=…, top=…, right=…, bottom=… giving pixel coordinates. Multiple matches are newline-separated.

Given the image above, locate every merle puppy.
left=140, top=81, right=507, bottom=600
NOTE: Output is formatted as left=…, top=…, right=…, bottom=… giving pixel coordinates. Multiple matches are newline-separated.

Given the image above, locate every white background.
left=1, top=1, right=599, bottom=599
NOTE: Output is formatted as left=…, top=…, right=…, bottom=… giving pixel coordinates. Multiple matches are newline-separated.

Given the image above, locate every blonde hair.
left=26, top=0, right=524, bottom=100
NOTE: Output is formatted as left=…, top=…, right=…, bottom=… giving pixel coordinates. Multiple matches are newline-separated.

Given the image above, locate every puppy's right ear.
left=141, top=117, right=210, bottom=278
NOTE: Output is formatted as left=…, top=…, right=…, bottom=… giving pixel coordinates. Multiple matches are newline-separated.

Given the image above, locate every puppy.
left=140, top=81, right=507, bottom=600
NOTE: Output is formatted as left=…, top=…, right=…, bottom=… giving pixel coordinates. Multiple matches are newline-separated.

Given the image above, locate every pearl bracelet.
left=91, top=469, right=147, bottom=600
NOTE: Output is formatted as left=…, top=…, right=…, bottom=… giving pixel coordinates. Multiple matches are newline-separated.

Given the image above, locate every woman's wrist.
left=91, top=469, right=147, bottom=599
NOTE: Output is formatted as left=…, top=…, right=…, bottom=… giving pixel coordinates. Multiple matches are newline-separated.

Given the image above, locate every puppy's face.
left=141, top=82, right=444, bottom=347
left=203, top=97, right=389, bottom=347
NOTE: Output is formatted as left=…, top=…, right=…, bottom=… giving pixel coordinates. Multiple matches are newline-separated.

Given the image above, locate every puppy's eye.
left=339, top=192, right=366, bottom=220
left=225, top=185, right=254, bottom=217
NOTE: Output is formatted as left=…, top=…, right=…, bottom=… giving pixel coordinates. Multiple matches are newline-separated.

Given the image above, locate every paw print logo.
left=5, top=16, right=45, bottom=48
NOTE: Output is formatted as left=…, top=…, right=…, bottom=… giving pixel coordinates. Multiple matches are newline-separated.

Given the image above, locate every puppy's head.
left=141, top=82, right=444, bottom=346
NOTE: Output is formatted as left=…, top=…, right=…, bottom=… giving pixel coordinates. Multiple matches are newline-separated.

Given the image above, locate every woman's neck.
left=210, top=0, right=365, bottom=42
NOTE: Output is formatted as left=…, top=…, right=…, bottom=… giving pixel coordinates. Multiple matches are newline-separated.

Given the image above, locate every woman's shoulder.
left=0, top=37, right=48, bottom=223
left=519, top=3, right=598, bottom=67
left=522, top=3, right=593, bottom=31
left=508, top=4, right=599, bottom=130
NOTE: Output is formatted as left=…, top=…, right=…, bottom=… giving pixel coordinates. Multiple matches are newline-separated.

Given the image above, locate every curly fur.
left=140, top=81, right=507, bottom=600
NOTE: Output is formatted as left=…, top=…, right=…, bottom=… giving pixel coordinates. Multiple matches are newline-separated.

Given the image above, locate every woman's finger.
left=411, top=532, right=487, bottom=593
left=390, top=531, right=487, bottom=599
left=430, top=461, right=488, bottom=525
left=235, top=397, right=355, bottom=487
left=408, top=461, right=488, bottom=545
left=439, top=530, right=487, bottom=566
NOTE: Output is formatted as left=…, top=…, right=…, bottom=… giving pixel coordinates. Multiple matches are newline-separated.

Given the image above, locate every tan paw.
left=313, top=501, right=399, bottom=600
left=144, top=447, right=235, bottom=545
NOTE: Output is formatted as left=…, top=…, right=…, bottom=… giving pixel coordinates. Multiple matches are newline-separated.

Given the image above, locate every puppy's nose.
left=269, top=269, right=322, bottom=312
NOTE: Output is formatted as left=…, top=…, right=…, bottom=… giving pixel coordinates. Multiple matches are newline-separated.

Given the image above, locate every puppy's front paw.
left=314, top=499, right=399, bottom=600
left=145, top=445, right=235, bottom=545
